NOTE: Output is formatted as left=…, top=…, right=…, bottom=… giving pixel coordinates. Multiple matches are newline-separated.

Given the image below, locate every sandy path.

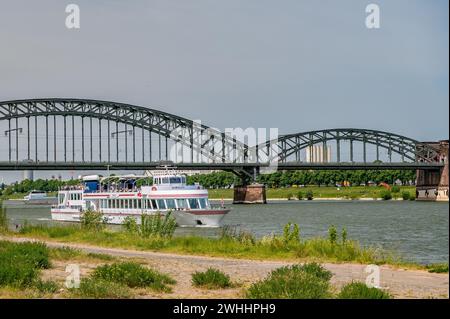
left=2, top=236, right=448, bottom=299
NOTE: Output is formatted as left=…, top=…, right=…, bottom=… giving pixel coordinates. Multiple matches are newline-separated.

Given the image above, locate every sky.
left=0, top=0, right=448, bottom=182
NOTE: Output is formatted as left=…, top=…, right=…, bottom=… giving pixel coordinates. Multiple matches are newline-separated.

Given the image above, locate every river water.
left=3, top=200, right=449, bottom=265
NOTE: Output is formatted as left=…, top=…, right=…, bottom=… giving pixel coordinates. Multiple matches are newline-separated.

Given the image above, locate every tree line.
left=0, top=169, right=416, bottom=195
left=186, top=170, right=416, bottom=188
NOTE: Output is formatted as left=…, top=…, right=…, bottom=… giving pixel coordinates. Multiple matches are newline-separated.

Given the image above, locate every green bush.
left=34, top=279, right=59, bottom=293
left=341, top=228, right=347, bottom=244
left=49, top=246, right=81, bottom=260
left=124, top=212, right=177, bottom=239
left=72, top=278, right=133, bottom=298
left=305, top=190, right=314, bottom=200
left=380, top=190, right=392, bottom=200
left=328, top=225, right=337, bottom=244
left=337, top=282, right=391, bottom=299
left=191, top=268, right=232, bottom=289
left=0, top=241, right=50, bottom=287
left=80, top=210, right=106, bottom=231
left=391, top=185, right=401, bottom=193
left=426, top=263, right=449, bottom=273
left=283, top=222, right=300, bottom=244
left=219, top=225, right=255, bottom=245
left=296, top=191, right=303, bottom=200
left=91, top=262, right=176, bottom=292
left=246, top=263, right=332, bottom=299
left=0, top=207, right=8, bottom=232
left=286, top=193, right=293, bottom=200
left=401, top=191, right=411, bottom=200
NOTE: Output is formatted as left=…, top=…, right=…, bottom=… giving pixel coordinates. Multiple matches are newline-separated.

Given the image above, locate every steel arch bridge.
left=0, top=98, right=445, bottom=176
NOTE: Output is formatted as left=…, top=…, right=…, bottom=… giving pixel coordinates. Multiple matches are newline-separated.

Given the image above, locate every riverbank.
left=0, top=236, right=448, bottom=299
left=209, top=186, right=416, bottom=200
left=1, top=186, right=415, bottom=202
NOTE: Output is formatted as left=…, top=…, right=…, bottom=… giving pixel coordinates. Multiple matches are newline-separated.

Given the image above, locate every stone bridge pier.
left=416, top=140, right=449, bottom=201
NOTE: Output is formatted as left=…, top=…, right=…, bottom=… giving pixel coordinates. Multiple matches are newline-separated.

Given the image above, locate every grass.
left=91, top=262, right=176, bottom=292
left=246, top=263, right=333, bottom=299
left=71, top=278, right=133, bottom=299
left=12, top=223, right=408, bottom=267
left=426, top=263, right=449, bottom=273
left=337, top=282, right=391, bottom=299
left=0, top=240, right=50, bottom=288
left=208, top=186, right=416, bottom=200
left=191, top=268, right=232, bottom=289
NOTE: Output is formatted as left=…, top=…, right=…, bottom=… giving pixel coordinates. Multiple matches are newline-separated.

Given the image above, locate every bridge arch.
left=254, top=128, right=441, bottom=164
left=0, top=98, right=245, bottom=164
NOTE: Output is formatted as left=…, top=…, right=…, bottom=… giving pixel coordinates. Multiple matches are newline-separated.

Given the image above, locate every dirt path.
left=2, top=236, right=448, bottom=299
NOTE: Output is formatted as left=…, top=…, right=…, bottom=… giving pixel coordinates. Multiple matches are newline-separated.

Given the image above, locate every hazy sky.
left=0, top=1, right=449, bottom=184
left=1, top=0, right=448, bottom=141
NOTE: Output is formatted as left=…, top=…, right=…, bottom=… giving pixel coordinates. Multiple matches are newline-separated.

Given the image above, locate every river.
left=3, top=200, right=448, bottom=265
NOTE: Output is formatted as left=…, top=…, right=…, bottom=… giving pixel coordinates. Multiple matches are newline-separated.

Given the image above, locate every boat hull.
left=51, top=208, right=230, bottom=227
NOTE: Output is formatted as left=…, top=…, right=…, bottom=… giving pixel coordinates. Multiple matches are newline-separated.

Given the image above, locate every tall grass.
left=123, top=211, right=177, bottom=239
left=72, top=278, right=133, bottom=299
left=0, top=206, right=8, bottom=232
left=246, top=263, right=333, bottom=299
left=16, top=222, right=403, bottom=266
left=191, top=268, right=232, bottom=289
left=91, top=261, right=176, bottom=292
left=337, top=282, right=391, bottom=299
left=0, top=240, right=50, bottom=288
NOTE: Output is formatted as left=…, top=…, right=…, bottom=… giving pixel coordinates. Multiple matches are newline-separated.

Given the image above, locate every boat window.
left=198, top=198, right=207, bottom=209
left=151, top=199, right=157, bottom=210
left=166, top=199, right=176, bottom=209
left=188, top=198, right=199, bottom=209
left=170, top=177, right=181, bottom=184
left=157, top=199, right=166, bottom=210
left=58, top=193, right=65, bottom=204
left=176, top=199, right=188, bottom=209
left=137, top=199, right=142, bottom=209
left=162, top=177, right=169, bottom=184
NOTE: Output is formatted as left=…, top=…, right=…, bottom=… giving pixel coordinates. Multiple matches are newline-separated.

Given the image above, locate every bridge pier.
left=416, top=140, right=449, bottom=201
left=233, top=184, right=267, bottom=204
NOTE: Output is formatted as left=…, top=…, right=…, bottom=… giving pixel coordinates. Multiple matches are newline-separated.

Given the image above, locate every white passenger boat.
left=51, top=172, right=230, bottom=227
left=23, top=190, right=57, bottom=205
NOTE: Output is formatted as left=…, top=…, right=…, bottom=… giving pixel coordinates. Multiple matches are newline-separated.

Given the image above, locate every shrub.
left=337, top=282, right=391, bottom=299
left=0, top=241, right=50, bottom=287
left=138, top=212, right=177, bottom=239
left=49, top=246, right=81, bottom=260
left=401, top=191, right=411, bottom=200
left=391, top=185, right=401, bottom=193
left=296, top=191, right=303, bottom=200
left=286, top=193, right=293, bottom=200
left=220, top=225, right=255, bottom=245
left=80, top=210, right=106, bottom=231
left=305, top=190, right=314, bottom=200
left=34, top=279, right=59, bottom=293
left=328, top=225, right=337, bottom=244
left=91, top=262, right=175, bottom=292
left=191, top=268, right=232, bottom=289
left=380, top=190, right=392, bottom=200
left=282, top=222, right=300, bottom=244
left=426, top=263, right=449, bottom=273
left=341, top=228, right=347, bottom=244
left=72, top=278, right=133, bottom=299
left=0, top=207, right=8, bottom=232
left=246, top=263, right=332, bottom=299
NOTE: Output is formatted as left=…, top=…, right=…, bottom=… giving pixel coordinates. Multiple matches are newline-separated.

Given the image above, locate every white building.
left=305, top=145, right=332, bottom=163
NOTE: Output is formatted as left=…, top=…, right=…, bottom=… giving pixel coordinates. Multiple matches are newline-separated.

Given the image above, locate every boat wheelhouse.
left=51, top=172, right=229, bottom=227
